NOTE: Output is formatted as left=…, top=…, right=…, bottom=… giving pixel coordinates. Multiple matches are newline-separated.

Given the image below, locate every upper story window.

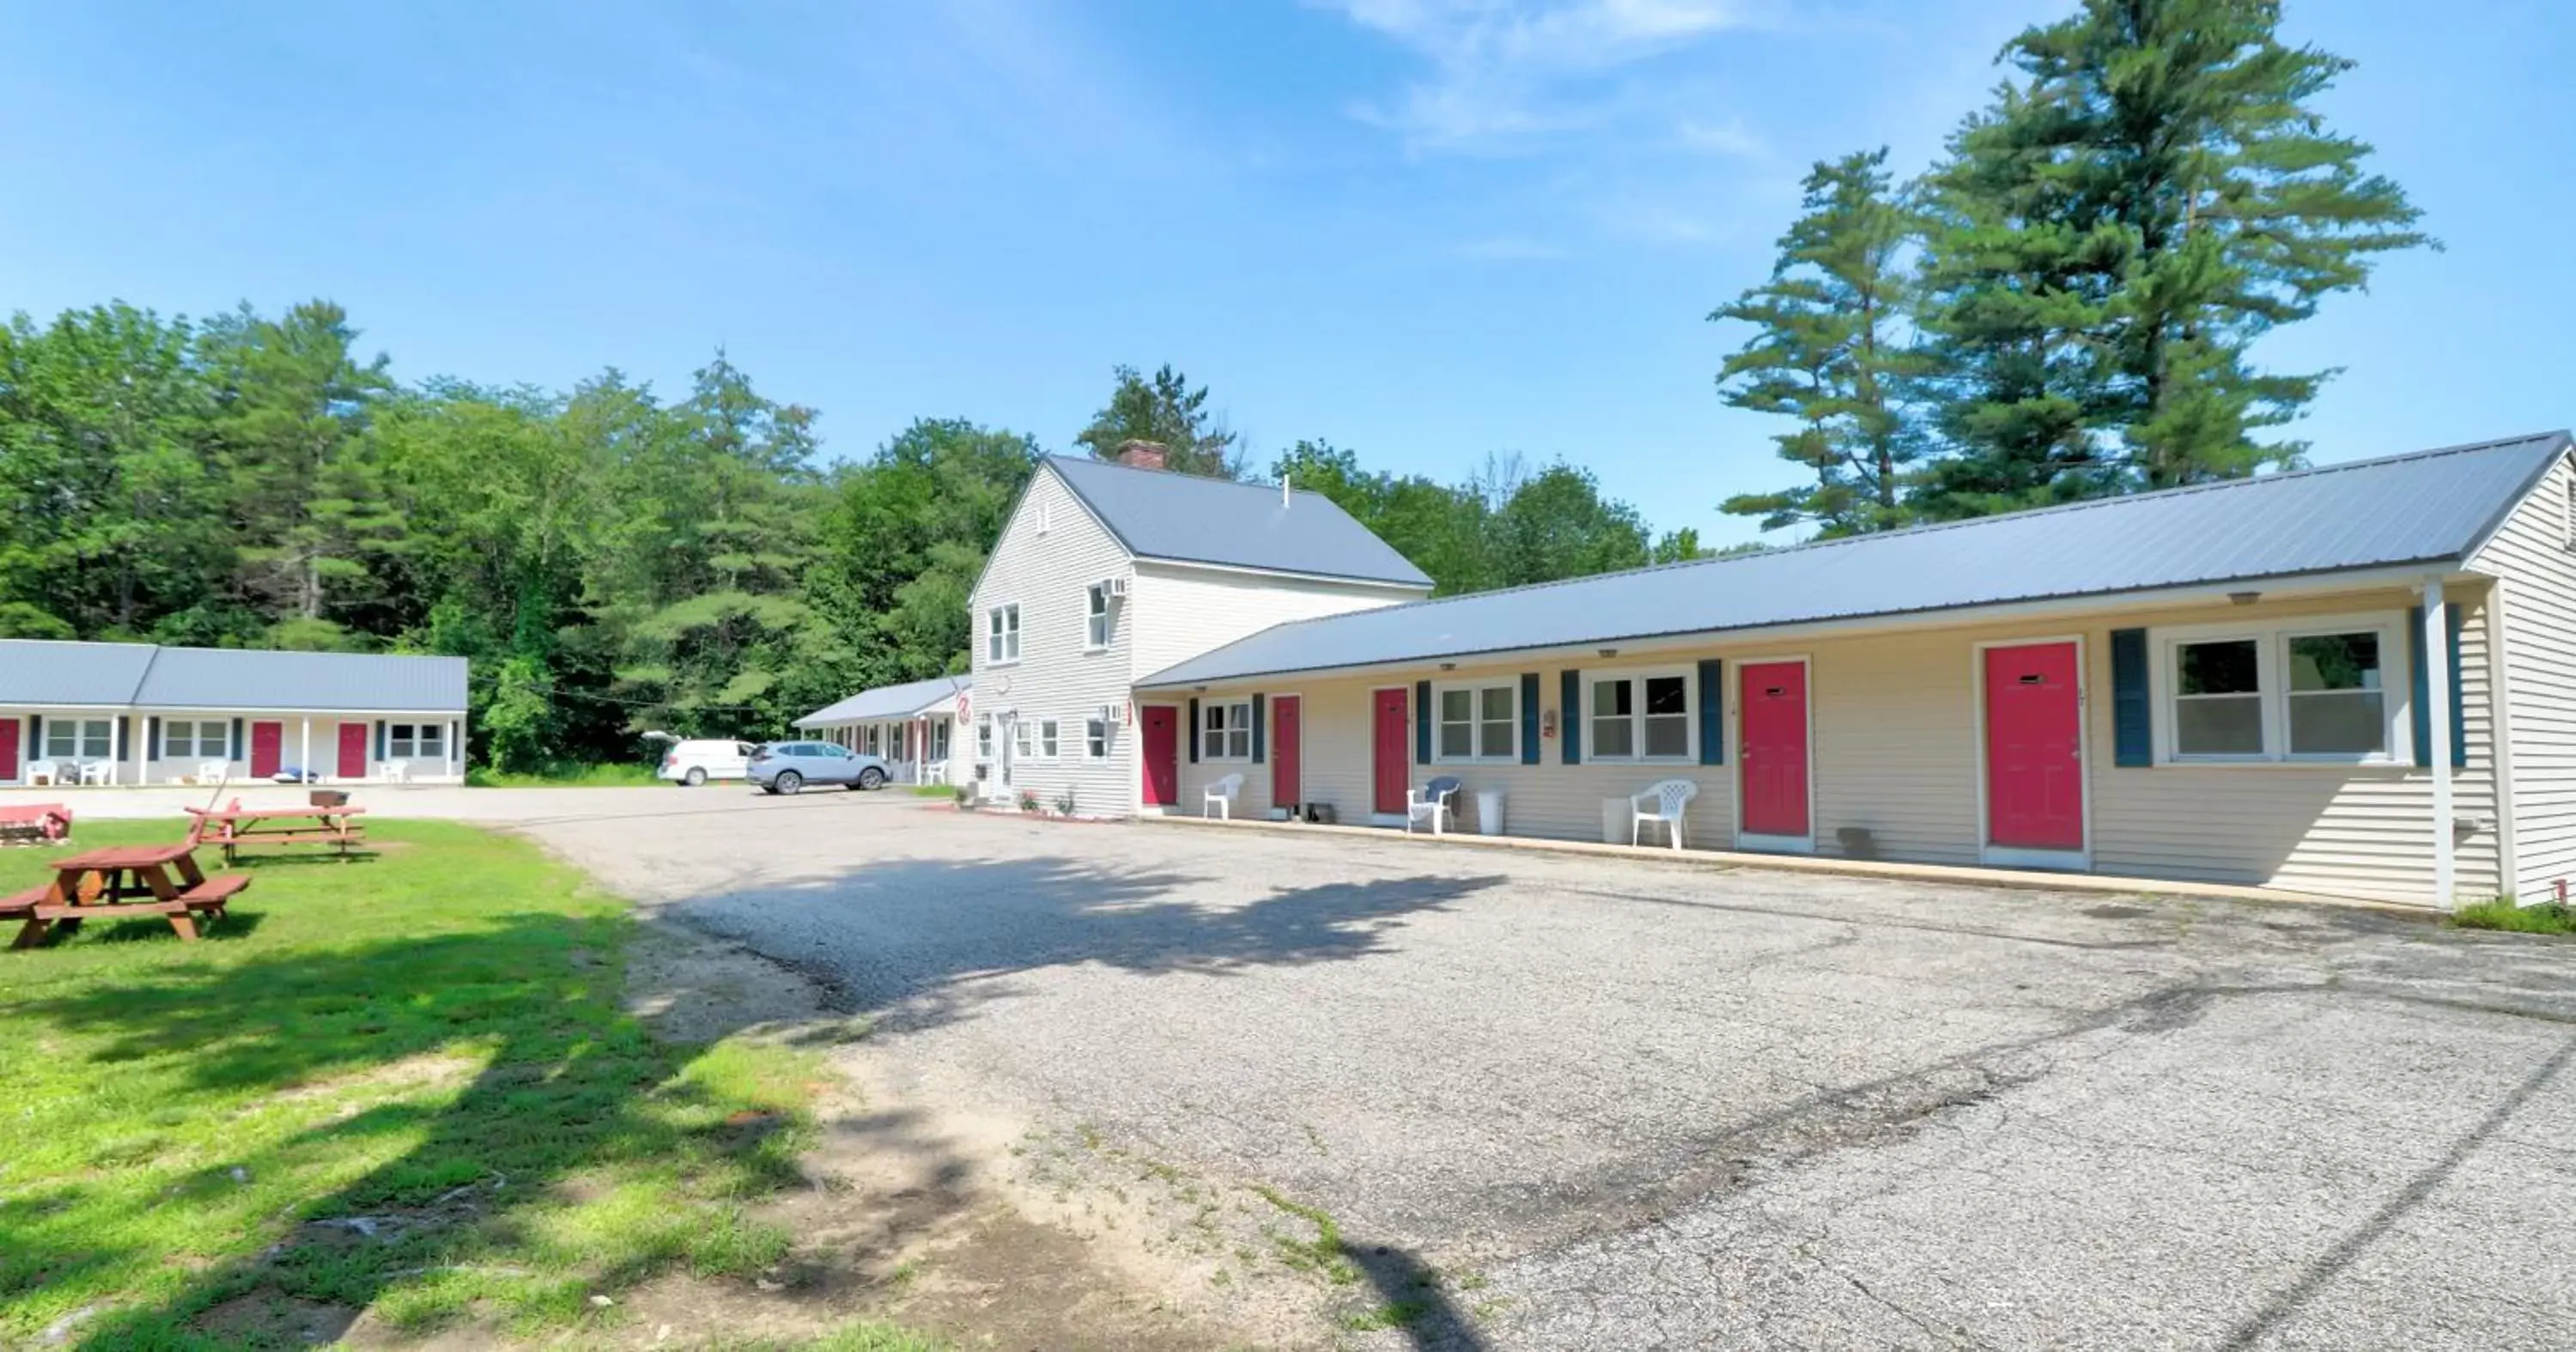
left=1202, top=700, right=1254, bottom=761
left=1586, top=668, right=1692, bottom=761
left=2160, top=615, right=2403, bottom=763
left=1085, top=583, right=1113, bottom=650
left=1434, top=680, right=1516, bottom=762
left=986, top=603, right=1021, bottom=664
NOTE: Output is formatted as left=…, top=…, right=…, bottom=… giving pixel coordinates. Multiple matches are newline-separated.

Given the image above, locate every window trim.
left=1084, top=583, right=1113, bottom=652
left=44, top=716, right=113, bottom=762
left=2151, top=612, right=2411, bottom=766
left=1430, top=679, right=1520, bottom=764
left=1084, top=715, right=1110, bottom=760
left=162, top=718, right=228, bottom=761
left=1581, top=664, right=1697, bottom=764
left=1035, top=718, right=1061, bottom=762
left=1201, top=698, right=1255, bottom=763
left=985, top=601, right=1022, bottom=666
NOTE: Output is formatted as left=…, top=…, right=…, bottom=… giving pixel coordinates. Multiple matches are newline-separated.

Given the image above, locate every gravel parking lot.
left=475, top=792, right=2576, bottom=1350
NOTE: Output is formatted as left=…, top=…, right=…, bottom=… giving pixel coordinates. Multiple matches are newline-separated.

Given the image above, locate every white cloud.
left=1321, top=0, right=1763, bottom=154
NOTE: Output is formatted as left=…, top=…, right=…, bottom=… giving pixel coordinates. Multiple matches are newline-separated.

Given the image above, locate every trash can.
left=1601, top=796, right=1632, bottom=845
left=1474, top=789, right=1507, bottom=836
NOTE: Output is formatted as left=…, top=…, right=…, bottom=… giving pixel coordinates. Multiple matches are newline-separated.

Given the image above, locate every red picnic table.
left=185, top=801, right=368, bottom=864
left=0, top=802, right=73, bottom=846
left=3, top=843, right=250, bottom=948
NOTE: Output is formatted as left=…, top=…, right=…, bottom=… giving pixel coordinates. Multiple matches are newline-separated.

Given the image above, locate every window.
left=163, top=719, right=228, bottom=760
left=1202, top=700, right=1253, bottom=760
left=1587, top=670, right=1692, bottom=761
left=932, top=720, right=951, bottom=760
left=986, top=604, right=1021, bottom=664
left=1085, top=716, right=1110, bottom=759
left=977, top=716, right=994, bottom=760
left=1434, top=681, right=1516, bottom=761
left=1084, top=583, right=1113, bottom=650
left=44, top=718, right=112, bottom=761
left=1038, top=719, right=1060, bottom=760
left=2160, top=616, right=2403, bottom=763
left=1012, top=720, right=1034, bottom=759
left=386, top=723, right=446, bottom=759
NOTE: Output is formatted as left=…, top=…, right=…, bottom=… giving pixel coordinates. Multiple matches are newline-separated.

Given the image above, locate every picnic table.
left=3, top=843, right=249, bottom=948
left=0, top=802, right=73, bottom=846
left=185, top=801, right=369, bottom=863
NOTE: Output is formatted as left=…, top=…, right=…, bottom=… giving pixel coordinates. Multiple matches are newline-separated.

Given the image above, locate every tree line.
left=1713, top=0, right=2427, bottom=536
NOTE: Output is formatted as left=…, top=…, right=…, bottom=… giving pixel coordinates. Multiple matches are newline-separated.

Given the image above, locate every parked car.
left=749, top=740, right=890, bottom=794
left=658, top=739, right=758, bottom=787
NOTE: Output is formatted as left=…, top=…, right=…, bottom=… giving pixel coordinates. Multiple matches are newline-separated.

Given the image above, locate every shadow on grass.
left=6, top=850, right=1498, bottom=1349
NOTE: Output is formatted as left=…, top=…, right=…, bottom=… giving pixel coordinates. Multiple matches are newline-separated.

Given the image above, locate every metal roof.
left=795, top=674, right=969, bottom=727
left=0, top=640, right=468, bottom=711
left=1142, top=431, right=2573, bottom=688
left=1046, top=455, right=1435, bottom=588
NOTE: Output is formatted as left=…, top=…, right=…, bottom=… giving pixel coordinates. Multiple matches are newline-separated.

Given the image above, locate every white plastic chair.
left=1406, top=776, right=1462, bottom=835
left=198, top=760, right=228, bottom=783
left=78, top=761, right=110, bottom=786
left=1631, top=778, right=1699, bottom=850
left=1203, top=772, right=1244, bottom=819
left=377, top=761, right=410, bottom=784
left=25, top=760, right=58, bottom=787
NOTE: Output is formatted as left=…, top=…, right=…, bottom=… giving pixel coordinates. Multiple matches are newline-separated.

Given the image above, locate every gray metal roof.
left=1142, top=431, right=2572, bottom=688
left=0, top=640, right=468, bottom=711
left=0, top=640, right=161, bottom=707
left=796, top=674, right=969, bottom=727
left=1047, top=455, right=1435, bottom=588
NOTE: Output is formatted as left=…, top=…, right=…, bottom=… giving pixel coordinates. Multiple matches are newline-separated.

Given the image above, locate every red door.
left=1372, top=688, right=1410, bottom=816
left=1739, top=661, right=1810, bottom=840
left=249, top=722, right=283, bottom=778
left=1139, top=706, right=1178, bottom=807
left=1984, top=642, right=2085, bottom=851
left=1271, top=696, right=1303, bottom=810
left=0, top=717, right=17, bottom=782
left=337, top=722, right=371, bottom=778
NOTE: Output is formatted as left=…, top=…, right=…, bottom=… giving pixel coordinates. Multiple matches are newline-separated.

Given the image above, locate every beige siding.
left=968, top=466, right=1139, bottom=814
left=1127, top=564, right=1422, bottom=682
left=2470, top=452, right=2576, bottom=899
left=1173, top=586, right=2501, bottom=906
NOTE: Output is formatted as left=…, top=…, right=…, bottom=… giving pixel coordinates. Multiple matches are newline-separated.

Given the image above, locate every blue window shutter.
left=1520, top=673, right=1540, bottom=765
left=28, top=715, right=39, bottom=751
left=114, top=717, right=128, bottom=763
left=1697, top=659, right=1725, bottom=765
left=2409, top=606, right=2469, bottom=769
left=229, top=717, right=242, bottom=759
left=1250, top=694, right=1266, bottom=764
left=1413, top=679, right=1431, bottom=764
left=375, top=721, right=387, bottom=760
left=1560, top=669, right=1582, bottom=764
left=147, top=716, right=161, bottom=759
left=1187, top=698, right=1200, bottom=764
left=2111, top=628, right=2152, bottom=767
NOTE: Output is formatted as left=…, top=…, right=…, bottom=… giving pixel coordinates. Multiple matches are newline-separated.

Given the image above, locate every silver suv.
left=750, top=741, right=891, bottom=794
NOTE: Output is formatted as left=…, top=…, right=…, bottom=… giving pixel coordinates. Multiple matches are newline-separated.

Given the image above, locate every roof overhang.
left=1131, top=555, right=1436, bottom=594
left=1137, top=560, right=2486, bottom=691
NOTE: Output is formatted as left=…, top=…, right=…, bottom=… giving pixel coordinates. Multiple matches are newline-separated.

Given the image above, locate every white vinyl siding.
left=1127, top=563, right=1423, bottom=685
left=2471, top=452, right=2576, bottom=900
left=1433, top=680, right=1516, bottom=763
left=968, top=466, right=1141, bottom=813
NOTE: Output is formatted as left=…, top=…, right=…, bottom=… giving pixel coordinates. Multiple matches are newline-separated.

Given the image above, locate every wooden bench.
left=0, top=885, right=45, bottom=919
left=180, top=874, right=252, bottom=917
left=7, top=873, right=249, bottom=947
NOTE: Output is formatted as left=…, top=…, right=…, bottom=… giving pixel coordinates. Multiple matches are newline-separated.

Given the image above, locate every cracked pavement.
left=449, top=789, right=2576, bottom=1349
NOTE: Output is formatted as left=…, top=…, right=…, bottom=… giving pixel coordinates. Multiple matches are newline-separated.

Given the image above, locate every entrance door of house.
left=337, top=722, right=371, bottom=779
left=1271, top=696, right=1303, bottom=811
left=1372, top=687, right=1410, bottom=817
left=1738, top=661, right=1811, bottom=847
left=1982, top=640, right=2086, bottom=862
left=0, top=717, right=17, bottom=783
left=1140, top=706, right=1178, bottom=807
left=250, top=722, right=284, bottom=778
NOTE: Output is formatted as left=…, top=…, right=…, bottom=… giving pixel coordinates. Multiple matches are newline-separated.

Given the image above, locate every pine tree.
left=1075, top=364, right=1242, bottom=478
left=1917, top=0, right=2430, bottom=511
left=1712, top=149, right=1927, bottom=536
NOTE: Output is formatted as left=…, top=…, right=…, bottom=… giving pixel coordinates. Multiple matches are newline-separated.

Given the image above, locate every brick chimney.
left=1115, top=439, right=1170, bottom=472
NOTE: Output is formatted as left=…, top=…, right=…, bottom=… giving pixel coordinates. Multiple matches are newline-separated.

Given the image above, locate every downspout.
left=2424, top=578, right=2456, bottom=909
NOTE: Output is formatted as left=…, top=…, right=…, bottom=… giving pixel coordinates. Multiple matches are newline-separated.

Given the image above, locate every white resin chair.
left=1406, top=776, right=1462, bottom=835
left=198, top=760, right=229, bottom=783
left=1203, top=772, right=1245, bottom=819
left=377, top=761, right=411, bottom=784
left=1631, top=778, right=1698, bottom=850
left=77, top=760, right=110, bottom=786
left=25, top=760, right=58, bottom=787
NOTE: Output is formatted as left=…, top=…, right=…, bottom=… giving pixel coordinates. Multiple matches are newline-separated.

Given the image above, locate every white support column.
left=300, top=717, right=311, bottom=784
left=2424, top=578, right=2456, bottom=909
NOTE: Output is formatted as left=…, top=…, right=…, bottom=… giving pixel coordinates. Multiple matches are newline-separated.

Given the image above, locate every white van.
left=657, top=740, right=757, bottom=786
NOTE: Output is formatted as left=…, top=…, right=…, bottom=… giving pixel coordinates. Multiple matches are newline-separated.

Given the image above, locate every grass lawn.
left=0, top=819, right=913, bottom=1349
left=463, top=762, right=663, bottom=789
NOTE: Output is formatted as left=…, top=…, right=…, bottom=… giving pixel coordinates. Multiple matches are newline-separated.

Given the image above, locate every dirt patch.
left=193, top=1291, right=359, bottom=1345
left=274, top=1051, right=483, bottom=1104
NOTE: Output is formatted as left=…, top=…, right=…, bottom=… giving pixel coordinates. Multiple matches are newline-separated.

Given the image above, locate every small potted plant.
left=952, top=783, right=977, bottom=810
left=1053, top=789, right=1077, bottom=818
left=1017, top=789, right=1041, bottom=814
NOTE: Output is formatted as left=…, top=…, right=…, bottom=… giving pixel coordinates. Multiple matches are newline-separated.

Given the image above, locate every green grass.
left=905, top=784, right=957, bottom=799
left=465, top=762, right=663, bottom=789
left=2451, top=898, right=2576, bottom=935
left=0, top=819, right=832, bottom=1348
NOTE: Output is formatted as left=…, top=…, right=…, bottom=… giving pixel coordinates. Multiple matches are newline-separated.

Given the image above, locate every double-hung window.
left=1085, top=716, right=1110, bottom=759
left=1587, top=670, right=1692, bottom=761
left=1012, top=719, right=1035, bottom=760
left=45, top=718, right=112, bottom=762
left=388, top=723, right=446, bottom=759
left=1202, top=700, right=1253, bottom=760
left=976, top=716, right=995, bottom=760
left=1084, top=584, right=1113, bottom=650
left=1433, top=681, right=1516, bottom=762
left=986, top=604, right=1021, bottom=664
left=1038, top=719, right=1060, bottom=760
left=2161, top=616, right=2403, bottom=763
left=163, top=719, right=228, bottom=760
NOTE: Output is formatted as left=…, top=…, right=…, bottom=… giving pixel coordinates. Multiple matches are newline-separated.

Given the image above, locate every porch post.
left=2424, top=578, right=2455, bottom=909
left=300, top=717, right=311, bottom=783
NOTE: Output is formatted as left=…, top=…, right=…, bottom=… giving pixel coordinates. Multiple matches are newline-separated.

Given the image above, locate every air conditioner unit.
left=1103, top=576, right=1130, bottom=598
left=1097, top=703, right=1124, bottom=726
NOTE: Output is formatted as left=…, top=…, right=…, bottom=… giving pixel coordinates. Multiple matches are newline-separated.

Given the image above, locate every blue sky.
left=5, top=1, right=2569, bottom=547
